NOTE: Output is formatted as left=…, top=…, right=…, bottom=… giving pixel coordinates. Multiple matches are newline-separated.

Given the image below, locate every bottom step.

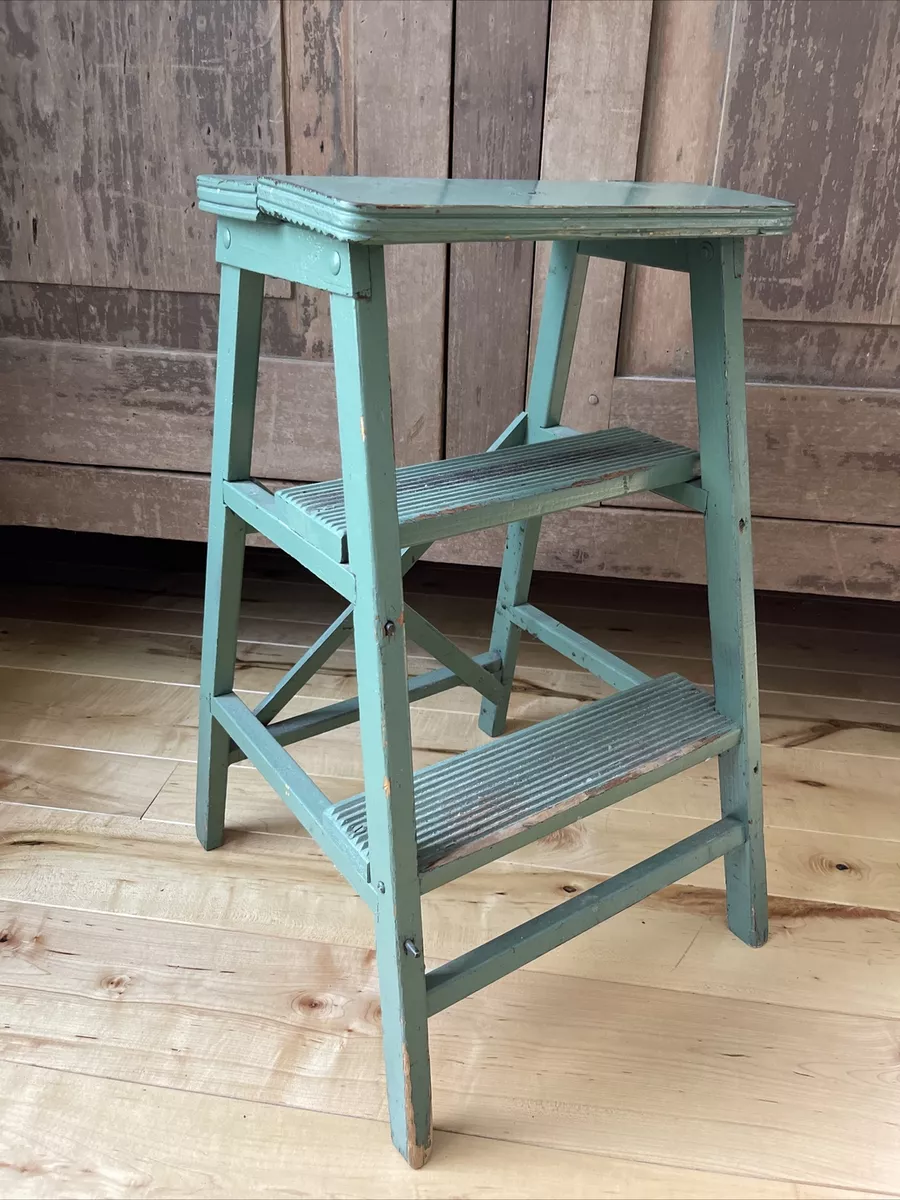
left=329, top=674, right=741, bottom=887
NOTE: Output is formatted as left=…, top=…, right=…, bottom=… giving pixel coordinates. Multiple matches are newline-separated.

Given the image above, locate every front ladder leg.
left=479, top=241, right=588, bottom=736
left=689, top=237, right=767, bottom=946
left=331, top=243, right=432, bottom=1167
left=196, top=264, right=264, bottom=849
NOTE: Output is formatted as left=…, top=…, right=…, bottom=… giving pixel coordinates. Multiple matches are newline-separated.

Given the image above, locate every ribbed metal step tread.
left=275, top=427, right=699, bottom=561
left=329, top=674, right=740, bottom=878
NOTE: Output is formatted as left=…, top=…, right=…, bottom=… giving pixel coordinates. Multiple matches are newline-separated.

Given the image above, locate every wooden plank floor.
left=0, top=541, right=898, bottom=1198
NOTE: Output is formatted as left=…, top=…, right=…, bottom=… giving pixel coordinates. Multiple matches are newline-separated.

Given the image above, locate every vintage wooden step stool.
left=195, top=175, right=794, bottom=1167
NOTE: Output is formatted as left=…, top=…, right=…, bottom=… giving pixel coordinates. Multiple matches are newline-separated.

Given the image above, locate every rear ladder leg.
left=479, top=241, right=588, bottom=736
left=196, top=264, right=264, bottom=850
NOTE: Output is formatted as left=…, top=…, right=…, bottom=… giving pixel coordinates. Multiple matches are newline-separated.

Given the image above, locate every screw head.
left=222, top=227, right=232, bottom=249
left=330, top=251, right=342, bottom=275
left=376, top=881, right=386, bottom=894
left=383, top=619, right=396, bottom=637
left=588, top=393, right=600, bottom=406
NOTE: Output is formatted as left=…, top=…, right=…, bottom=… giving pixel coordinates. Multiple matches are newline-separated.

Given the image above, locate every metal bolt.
left=588, top=393, right=600, bottom=406
left=403, top=939, right=420, bottom=958
left=222, top=228, right=232, bottom=249
left=383, top=619, right=396, bottom=637
left=376, top=881, right=386, bottom=894
left=700, top=240, right=714, bottom=261
left=330, top=251, right=342, bottom=274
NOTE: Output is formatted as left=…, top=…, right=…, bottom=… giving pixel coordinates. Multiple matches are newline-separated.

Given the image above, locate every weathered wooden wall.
left=1, top=0, right=898, bottom=598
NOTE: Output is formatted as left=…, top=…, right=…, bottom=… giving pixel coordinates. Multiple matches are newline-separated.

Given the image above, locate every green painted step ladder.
left=195, top=174, right=795, bottom=1169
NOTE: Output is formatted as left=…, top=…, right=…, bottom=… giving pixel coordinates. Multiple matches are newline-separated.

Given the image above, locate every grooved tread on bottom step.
left=329, top=673, right=741, bottom=881
left=274, top=426, right=699, bottom=562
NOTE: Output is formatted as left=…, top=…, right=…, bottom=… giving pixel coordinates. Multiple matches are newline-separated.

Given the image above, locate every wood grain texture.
left=0, top=337, right=338, bottom=478
left=623, top=0, right=900, bottom=369
left=722, top=0, right=900, bottom=325
left=0, top=0, right=287, bottom=294
left=8, top=1062, right=856, bottom=1200
left=0, top=282, right=322, bottom=359
left=3, top=459, right=899, bottom=599
left=530, top=0, right=652, bottom=432
left=619, top=0, right=733, bottom=380
left=283, top=0, right=355, bottom=363
left=608, top=377, right=900, bottom=526
left=352, top=0, right=452, bottom=467
left=0, top=801, right=898, bottom=1027
left=444, top=0, right=549, bottom=457
left=0, top=890, right=898, bottom=1191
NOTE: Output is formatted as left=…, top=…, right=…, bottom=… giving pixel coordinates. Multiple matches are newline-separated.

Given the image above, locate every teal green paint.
left=404, top=605, right=506, bottom=706
left=232, top=652, right=502, bottom=764
left=275, top=426, right=695, bottom=561
left=195, top=175, right=791, bottom=1169
left=509, top=603, right=650, bottom=689
left=217, top=219, right=367, bottom=296
left=253, top=605, right=354, bottom=726
left=577, top=237, right=690, bottom=272
left=331, top=673, right=741, bottom=893
left=689, top=237, right=768, bottom=948
left=330, top=243, right=432, bottom=1166
left=222, top=480, right=356, bottom=600
left=199, top=174, right=795, bottom=243
left=480, top=240, right=588, bottom=737
left=196, top=265, right=264, bottom=851
left=426, top=817, right=745, bottom=1015
left=212, top=693, right=374, bottom=904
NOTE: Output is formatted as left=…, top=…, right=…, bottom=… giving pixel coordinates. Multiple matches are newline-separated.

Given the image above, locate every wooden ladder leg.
left=479, top=241, right=588, bottom=736
left=196, top=264, right=264, bottom=850
left=332, top=244, right=432, bottom=1167
left=689, top=237, right=768, bottom=947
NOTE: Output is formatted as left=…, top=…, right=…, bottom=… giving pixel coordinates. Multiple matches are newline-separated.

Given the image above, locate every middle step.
left=275, top=426, right=699, bottom=561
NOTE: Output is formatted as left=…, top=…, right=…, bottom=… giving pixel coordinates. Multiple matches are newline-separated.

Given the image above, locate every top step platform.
left=197, top=175, right=795, bottom=244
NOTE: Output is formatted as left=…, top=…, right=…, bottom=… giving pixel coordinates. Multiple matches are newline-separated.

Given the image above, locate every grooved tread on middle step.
left=275, top=426, right=699, bottom=562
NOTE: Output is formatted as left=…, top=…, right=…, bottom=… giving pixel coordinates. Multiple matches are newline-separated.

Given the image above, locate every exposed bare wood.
left=0, top=0, right=287, bottom=295
left=531, top=0, right=652, bottom=432
left=445, top=0, right=549, bottom=456
left=0, top=337, right=339, bottom=479
left=7, top=1061, right=846, bottom=1200
left=608, top=377, right=900, bottom=526
left=0, top=886, right=898, bottom=1191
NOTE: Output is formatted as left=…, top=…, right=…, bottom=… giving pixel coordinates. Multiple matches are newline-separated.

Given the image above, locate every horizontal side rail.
left=254, top=605, right=355, bottom=726
left=653, top=479, right=709, bottom=513
left=212, top=692, right=375, bottom=905
left=216, top=219, right=370, bottom=297
left=232, top=651, right=503, bottom=762
left=223, top=480, right=356, bottom=601
left=530, top=425, right=581, bottom=442
left=509, top=603, right=650, bottom=690
left=404, top=606, right=506, bottom=706
left=426, top=816, right=745, bottom=1015
left=577, top=238, right=690, bottom=272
